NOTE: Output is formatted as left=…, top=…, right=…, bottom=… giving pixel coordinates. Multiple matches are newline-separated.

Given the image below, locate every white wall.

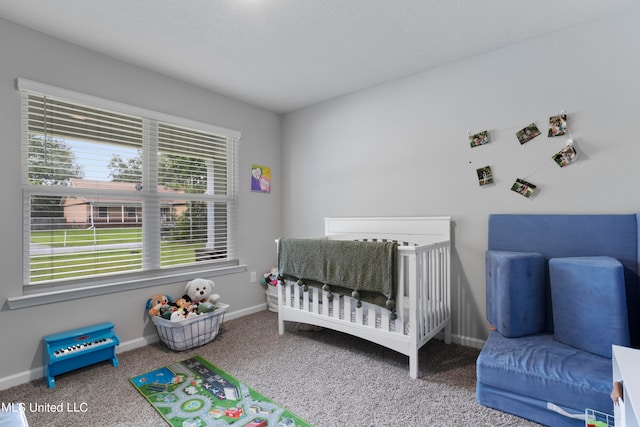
left=282, top=8, right=640, bottom=347
left=0, top=18, right=282, bottom=386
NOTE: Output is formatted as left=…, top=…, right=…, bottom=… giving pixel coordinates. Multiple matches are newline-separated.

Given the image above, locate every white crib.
left=277, top=216, right=451, bottom=379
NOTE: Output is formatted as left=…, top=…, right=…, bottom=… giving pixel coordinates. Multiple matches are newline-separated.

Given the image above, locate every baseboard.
left=451, top=333, right=486, bottom=350
left=0, top=303, right=267, bottom=391
left=0, top=367, right=44, bottom=391
left=224, top=303, right=267, bottom=322
left=432, top=330, right=486, bottom=350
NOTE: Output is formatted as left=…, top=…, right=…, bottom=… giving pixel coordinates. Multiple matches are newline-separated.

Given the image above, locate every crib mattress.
left=476, top=331, right=612, bottom=415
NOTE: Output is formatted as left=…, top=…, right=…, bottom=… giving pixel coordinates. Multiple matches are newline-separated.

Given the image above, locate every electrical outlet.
left=250, top=271, right=256, bottom=283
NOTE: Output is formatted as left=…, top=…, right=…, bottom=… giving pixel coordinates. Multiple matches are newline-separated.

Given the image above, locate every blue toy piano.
left=43, top=322, right=119, bottom=388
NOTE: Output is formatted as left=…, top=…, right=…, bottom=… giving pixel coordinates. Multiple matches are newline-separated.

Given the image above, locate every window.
left=19, top=79, right=241, bottom=292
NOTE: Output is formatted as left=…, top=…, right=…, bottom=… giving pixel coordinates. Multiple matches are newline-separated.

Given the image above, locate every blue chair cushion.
left=486, top=250, right=545, bottom=337
left=549, top=256, right=630, bottom=358
left=477, top=331, right=613, bottom=416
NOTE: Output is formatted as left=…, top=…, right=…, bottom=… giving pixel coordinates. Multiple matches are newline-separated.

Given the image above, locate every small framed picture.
left=552, top=145, right=577, bottom=167
left=469, top=130, right=489, bottom=148
left=476, top=166, right=494, bottom=186
left=548, top=114, right=567, bottom=137
left=516, top=123, right=541, bottom=145
left=511, top=178, right=537, bottom=198
left=251, top=165, right=271, bottom=193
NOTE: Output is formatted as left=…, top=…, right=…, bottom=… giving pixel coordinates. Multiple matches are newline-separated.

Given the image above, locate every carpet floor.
left=0, top=310, right=540, bottom=426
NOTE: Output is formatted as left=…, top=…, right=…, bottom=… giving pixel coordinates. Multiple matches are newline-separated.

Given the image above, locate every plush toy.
left=261, top=267, right=279, bottom=287
left=159, top=305, right=175, bottom=320
left=185, top=278, right=220, bottom=306
left=170, top=295, right=195, bottom=321
left=146, top=294, right=172, bottom=317
left=196, top=301, right=216, bottom=314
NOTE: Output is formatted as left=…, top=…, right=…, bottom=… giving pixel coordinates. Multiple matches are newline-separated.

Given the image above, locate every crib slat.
left=344, top=297, right=351, bottom=322
left=356, top=304, right=363, bottom=325
left=396, top=255, right=406, bottom=332
left=368, top=306, right=376, bottom=327
left=294, top=283, right=301, bottom=310
left=332, top=293, right=340, bottom=319
left=285, top=281, right=293, bottom=308
left=322, top=288, right=330, bottom=316
left=419, top=251, right=428, bottom=337
left=312, top=287, right=320, bottom=314
left=381, top=307, right=390, bottom=331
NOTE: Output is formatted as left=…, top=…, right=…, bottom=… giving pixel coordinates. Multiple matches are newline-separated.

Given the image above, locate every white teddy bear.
left=185, top=278, right=220, bottom=305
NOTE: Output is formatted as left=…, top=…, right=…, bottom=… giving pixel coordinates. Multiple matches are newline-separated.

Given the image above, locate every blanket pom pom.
left=386, top=299, right=396, bottom=310
left=390, top=312, right=398, bottom=320
left=297, top=279, right=304, bottom=286
left=322, top=284, right=333, bottom=300
left=352, top=290, right=362, bottom=307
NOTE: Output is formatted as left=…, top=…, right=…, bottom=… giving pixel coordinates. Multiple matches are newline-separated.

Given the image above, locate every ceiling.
left=0, top=0, right=636, bottom=113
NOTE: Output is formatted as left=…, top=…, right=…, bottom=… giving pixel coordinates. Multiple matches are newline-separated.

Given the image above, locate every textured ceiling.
left=0, top=0, right=636, bottom=113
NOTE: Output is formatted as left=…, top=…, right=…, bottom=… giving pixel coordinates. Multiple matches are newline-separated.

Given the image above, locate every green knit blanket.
left=277, top=238, right=398, bottom=313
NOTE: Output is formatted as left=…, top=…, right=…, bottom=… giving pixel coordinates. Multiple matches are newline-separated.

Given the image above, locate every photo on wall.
left=469, top=130, right=489, bottom=148
left=548, top=114, right=567, bottom=137
left=476, top=166, right=494, bottom=186
left=516, top=123, right=541, bottom=145
left=510, top=178, right=537, bottom=198
left=251, top=165, right=271, bottom=193
left=552, top=145, right=577, bottom=167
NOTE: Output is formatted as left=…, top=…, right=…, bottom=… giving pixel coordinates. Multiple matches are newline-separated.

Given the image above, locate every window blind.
left=20, top=79, right=240, bottom=287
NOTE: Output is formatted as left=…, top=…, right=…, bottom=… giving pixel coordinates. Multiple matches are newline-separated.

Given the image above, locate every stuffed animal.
left=196, top=301, right=216, bottom=314
left=159, top=305, right=175, bottom=320
left=185, top=278, right=220, bottom=306
left=261, top=267, right=279, bottom=287
left=146, top=294, right=172, bottom=317
left=170, top=295, right=195, bottom=321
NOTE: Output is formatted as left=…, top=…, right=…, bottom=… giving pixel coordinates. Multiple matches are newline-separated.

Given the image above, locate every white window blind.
left=19, top=79, right=240, bottom=288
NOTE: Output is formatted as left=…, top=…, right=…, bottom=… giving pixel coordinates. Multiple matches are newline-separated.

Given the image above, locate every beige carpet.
left=0, top=310, right=540, bottom=426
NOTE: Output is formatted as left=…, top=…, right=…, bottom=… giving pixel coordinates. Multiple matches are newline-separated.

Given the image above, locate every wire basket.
left=585, top=408, right=614, bottom=427
left=151, top=303, right=228, bottom=351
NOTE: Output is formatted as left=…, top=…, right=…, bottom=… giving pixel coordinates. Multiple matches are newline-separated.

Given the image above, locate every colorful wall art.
left=251, top=165, right=271, bottom=193
left=468, top=110, right=578, bottom=200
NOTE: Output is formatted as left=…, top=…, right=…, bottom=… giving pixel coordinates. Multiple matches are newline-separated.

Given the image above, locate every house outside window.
left=19, top=79, right=240, bottom=290
left=97, top=206, right=108, bottom=218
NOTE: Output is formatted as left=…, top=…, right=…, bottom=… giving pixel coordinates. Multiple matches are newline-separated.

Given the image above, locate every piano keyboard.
left=52, top=337, right=115, bottom=358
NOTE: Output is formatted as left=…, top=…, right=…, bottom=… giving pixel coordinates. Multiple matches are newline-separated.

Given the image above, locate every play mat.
left=130, top=355, right=312, bottom=427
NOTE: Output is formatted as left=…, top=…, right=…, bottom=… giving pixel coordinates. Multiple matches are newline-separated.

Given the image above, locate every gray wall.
left=282, top=8, right=640, bottom=347
left=2, top=6, right=640, bottom=387
left=0, top=18, right=282, bottom=386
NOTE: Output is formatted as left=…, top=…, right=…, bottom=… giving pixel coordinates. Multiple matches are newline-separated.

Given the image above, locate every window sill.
left=6, top=264, right=247, bottom=310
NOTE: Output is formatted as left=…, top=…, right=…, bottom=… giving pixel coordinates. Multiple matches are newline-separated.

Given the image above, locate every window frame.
left=9, top=78, right=245, bottom=309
